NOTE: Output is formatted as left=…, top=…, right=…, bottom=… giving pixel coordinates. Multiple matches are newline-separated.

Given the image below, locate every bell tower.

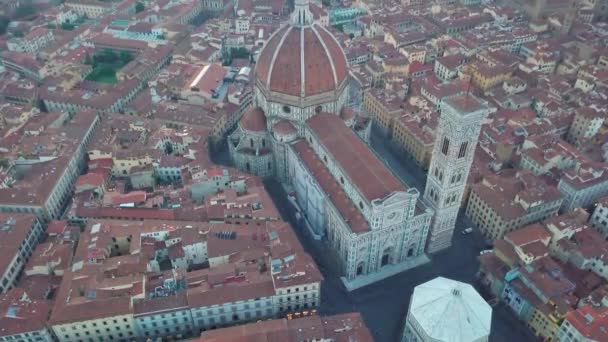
left=423, top=95, right=489, bottom=253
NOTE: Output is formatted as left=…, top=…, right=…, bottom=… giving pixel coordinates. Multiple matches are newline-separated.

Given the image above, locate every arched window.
left=245, top=162, right=250, bottom=172
left=249, top=138, right=254, bottom=148
left=282, top=105, right=291, bottom=114
left=458, top=141, right=469, bottom=158
left=315, top=105, right=322, bottom=113
left=340, top=177, right=344, bottom=185
left=262, top=139, right=266, bottom=147
left=359, top=201, right=363, bottom=210
left=441, top=137, right=450, bottom=155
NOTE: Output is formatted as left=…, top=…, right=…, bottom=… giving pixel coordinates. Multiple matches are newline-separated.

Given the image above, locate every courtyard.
left=84, top=49, right=133, bottom=84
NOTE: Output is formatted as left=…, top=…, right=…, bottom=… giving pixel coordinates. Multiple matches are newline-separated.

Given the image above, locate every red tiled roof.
left=306, top=113, right=406, bottom=202
left=256, top=23, right=348, bottom=97
left=565, top=304, right=608, bottom=341
left=293, top=140, right=369, bottom=234
left=75, top=173, right=105, bottom=189
left=273, top=119, right=297, bottom=136
left=239, top=107, right=267, bottom=132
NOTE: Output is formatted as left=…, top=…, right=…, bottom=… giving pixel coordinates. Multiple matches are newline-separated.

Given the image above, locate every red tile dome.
left=273, top=119, right=297, bottom=136
left=255, top=23, right=348, bottom=98
left=239, top=107, right=267, bottom=132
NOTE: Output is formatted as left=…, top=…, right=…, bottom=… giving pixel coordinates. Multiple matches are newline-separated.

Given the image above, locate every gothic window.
left=439, top=171, right=443, bottom=182
left=441, top=137, right=450, bottom=155
left=359, top=201, right=364, bottom=210
left=450, top=175, right=456, bottom=184
left=249, top=138, right=254, bottom=148
left=458, top=141, right=469, bottom=158
left=457, top=173, right=462, bottom=182
left=262, top=139, right=266, bottom=147
left=323, top=155, right=327, bottom=163
left=246, top=162, right=250, bottom=172
left=340, top=177, right=344, bottom=185
left=356, top=262, right=364, bottom=275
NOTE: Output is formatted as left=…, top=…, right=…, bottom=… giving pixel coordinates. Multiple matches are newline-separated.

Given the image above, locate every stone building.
left=228, top=0, right=433, bottom=290
left=402, top=277, right=492, bottom=342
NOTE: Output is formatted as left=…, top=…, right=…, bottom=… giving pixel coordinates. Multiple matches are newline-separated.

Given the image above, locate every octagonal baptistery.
left=254, top=12, right=350, bottom=124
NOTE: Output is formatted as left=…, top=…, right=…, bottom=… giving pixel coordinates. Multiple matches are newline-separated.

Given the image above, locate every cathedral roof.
left=306, top=113, right=406, bottom=202
left=255, top=23, right=348, bottom=97
left=240, top=107, right=267, bottom=132
left=273, top=120, right=297, bottom=136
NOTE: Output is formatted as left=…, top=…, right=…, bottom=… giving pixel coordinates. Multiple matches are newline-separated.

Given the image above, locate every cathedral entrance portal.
left=381, top=247, right=393, bottom=267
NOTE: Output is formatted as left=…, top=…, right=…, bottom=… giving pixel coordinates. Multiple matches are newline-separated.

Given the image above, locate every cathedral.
left=229, top=0, right=489, bottom=289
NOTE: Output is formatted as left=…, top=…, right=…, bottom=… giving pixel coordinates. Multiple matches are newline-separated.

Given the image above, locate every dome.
left=409, top=277, right=492, bottom=342
left=240, top=107, right=267, bottom=132
left=273, top=119, right=297, bottom=136
left=255, top=23, right=348, bottom=98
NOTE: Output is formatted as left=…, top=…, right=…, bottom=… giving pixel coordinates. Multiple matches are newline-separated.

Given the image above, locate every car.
left=461, top=227, right=473, bottom=235
left=479, top=250, right=492, bottom=256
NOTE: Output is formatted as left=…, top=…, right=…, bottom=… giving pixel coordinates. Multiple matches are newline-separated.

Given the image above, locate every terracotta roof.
left=293, top=140, right=369, bottom=234
left=505, top=224, right=550, bottom=247
left=565, top=304, right=608, bottom=341
left=198, top=312, right=373, bottom=342
left=239, top=107, right=267, bottom=132
left=306, top=113, right=406, bottom=202
left=272, top=119, right=297, bottom=136
left=256, top=23, right=348, bottom=97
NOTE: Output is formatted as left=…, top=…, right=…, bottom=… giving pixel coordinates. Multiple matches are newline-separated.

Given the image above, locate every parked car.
left=479, top=250, right=492, bottom=255
left=461, top=227, right=473, bottom=235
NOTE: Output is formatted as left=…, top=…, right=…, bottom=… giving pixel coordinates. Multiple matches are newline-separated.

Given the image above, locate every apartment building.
left=0, top=111, right=100, bottom=221
left=48, top=219, right=322, bottom=341
left=555, top=304, right=608, bottom=342
left=0, top=289, right=55, bottom=342
left=65, top=0, right=113, bottom=18
left=466, top=171, right=563, bottom=241
left=589, top=196, right=608, bottom=238
left=558, top=163, right=608, bottom=212
left=0, top=214, right=44, bottom=294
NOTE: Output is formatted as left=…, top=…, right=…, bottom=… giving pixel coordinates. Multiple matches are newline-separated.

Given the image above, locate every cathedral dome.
left=255, top=23, right=348, bottom=98
left=239, top=107, right=267, bottom=133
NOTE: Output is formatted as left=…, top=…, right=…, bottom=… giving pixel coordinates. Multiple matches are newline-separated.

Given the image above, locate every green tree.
left=230, top=47, right=250, bottom=59
left=0, top=16, right=10, bottom=35
left=60, top=22, right=75, bottom=30
left=119, top=51, right=133, bottom=64
left=135, top=2, right=145, bottom=13
left=84, top=53, right=93, bottom=65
